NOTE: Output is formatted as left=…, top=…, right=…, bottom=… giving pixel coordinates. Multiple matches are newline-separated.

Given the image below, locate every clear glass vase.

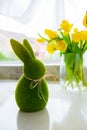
left=60, top=52, right=87, bottom=90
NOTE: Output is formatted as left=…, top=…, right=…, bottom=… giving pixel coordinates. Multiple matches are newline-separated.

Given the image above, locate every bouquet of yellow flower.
left=37, top=12, right=87, bottom=89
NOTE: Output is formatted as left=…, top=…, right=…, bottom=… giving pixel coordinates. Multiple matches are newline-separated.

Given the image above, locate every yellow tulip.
left=60, top=20, right=73, bottom=34
left=56, top=40, right=67, bottom=52
left=72, top=30, right=87, bottom=42
left=73, top=28, right=78, bottom=32
left=46, top=42, right=55, bottom=54
left=80, top=30, right=87, bottom=40
left=72, top=31, right=81, bottom=42
left=44, top=29, right=58, bottom=39
left=83, top=12, right=87, bottom=27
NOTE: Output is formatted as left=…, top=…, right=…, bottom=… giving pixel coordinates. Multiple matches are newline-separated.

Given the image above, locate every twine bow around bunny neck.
left=24, top=74, right=47, bottom=103
left=24, top=73, right=58, bottom=103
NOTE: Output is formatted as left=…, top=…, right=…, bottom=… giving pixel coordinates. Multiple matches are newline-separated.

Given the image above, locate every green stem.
left=38, top=33, right=49, bottom=42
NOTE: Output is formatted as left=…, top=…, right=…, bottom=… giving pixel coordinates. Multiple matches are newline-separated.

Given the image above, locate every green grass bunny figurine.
left=10, top=39, right=49, bottom=112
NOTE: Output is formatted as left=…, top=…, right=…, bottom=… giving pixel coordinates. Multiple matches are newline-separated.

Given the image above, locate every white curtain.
left=0, top=0, right=87, bottom=37
left=0, top=0, right=87, bottom=60
left=0, top=0, right=64, bottom=37
left=0, top=0, right=42, bottom=23
left=64, top=0, right=87, bottom=28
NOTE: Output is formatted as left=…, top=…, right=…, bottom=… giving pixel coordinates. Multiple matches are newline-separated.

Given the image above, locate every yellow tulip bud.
left=46, top=42, right=55, bottom=54
left=44, top=29, right=58, bottom=39
left=83, top=11, right=87, bottom=27
left=36, top=38, right=45, bottom=43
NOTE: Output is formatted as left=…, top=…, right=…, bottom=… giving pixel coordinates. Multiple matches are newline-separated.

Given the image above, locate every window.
left=0, top=0, right=64, bottom=63
left=0, top=0, right=87, bottom=79
left=0, top=0, right=87, bottom=80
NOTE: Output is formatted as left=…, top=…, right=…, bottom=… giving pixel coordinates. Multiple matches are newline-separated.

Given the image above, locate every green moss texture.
left=15, top=75, right=49, bottom=112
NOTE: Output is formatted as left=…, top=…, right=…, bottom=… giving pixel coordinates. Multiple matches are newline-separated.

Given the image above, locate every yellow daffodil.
left=60, top=20, right=73, bottom=34
left=46, top=42, right=55, bottom=54
left=36, top=38, right=45, bottom=43
left=56, top=40, right=67, bottom=52
left=83, top=12, right=87, bottom=27
left=44, top=29, right=58, bottom=39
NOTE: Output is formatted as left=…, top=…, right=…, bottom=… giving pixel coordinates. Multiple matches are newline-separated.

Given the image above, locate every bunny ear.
left=23, top=39, right=36, bottom=58
left=10, top=39, right=32, bottom=63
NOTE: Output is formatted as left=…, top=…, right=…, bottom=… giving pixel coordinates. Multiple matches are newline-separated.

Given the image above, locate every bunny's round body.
left=15, top=75, right=48, bottom=112
left=10, top=39, right=49, bottom=112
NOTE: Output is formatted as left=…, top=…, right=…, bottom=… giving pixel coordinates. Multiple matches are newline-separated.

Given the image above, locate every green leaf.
left=82, top=42, right=87, bottom=53
left=60, top=51, right=63, bottom=56
left=72, top=42, right=81, bottom=53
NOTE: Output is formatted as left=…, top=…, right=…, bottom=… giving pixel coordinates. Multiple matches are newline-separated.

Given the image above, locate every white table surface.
left=0, top=80, right=87, bottom=130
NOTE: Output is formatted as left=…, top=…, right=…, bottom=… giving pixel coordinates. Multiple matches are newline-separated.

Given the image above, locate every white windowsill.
left=0, top=60, right=60, bottom=81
